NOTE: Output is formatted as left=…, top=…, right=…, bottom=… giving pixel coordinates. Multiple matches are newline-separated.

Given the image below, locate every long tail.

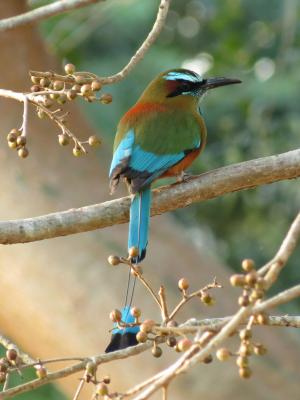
left=105, top=188, right=151, bottom=353
left=128, top=187, right=152, bottom=262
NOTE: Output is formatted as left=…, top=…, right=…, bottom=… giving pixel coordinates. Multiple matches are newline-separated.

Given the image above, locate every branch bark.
left=0, top=0, right=103, bottom=33
left=0, top=148, right=298, bottom=245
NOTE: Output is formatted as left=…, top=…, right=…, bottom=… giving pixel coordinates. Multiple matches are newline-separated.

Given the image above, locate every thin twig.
left=158, top=286, right=169, bottom=322
left=73, top=379, right=85, bottom=400
left=122, top=258, right=161, bottom=308
left=162, top=386, right=168, bottom=400
left=168, top=279, right=222, bottom=320
left=258, top=212, right=300, bottom=279
left=3, top=375, right=10, bottom=392
left=0, top=88, right=87, bottom=154
left=0, top=0, right=104, bottom=32
left=30, top=0, right=171, bottom=86
left=264, top=212, right=300, bottom=287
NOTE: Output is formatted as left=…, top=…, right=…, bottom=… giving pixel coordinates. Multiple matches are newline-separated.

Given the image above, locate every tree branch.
left=0, top=343, right=153, bottom=399
left=0, top=0, right=104, bottom=33
left=129, top=211, right=300, bottom=400
left=30, top=0, right=171, bottom=86
left=0, top=148, right=298, bottom=245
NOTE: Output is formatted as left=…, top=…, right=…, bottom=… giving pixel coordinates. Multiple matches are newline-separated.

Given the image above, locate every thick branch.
left=0, top=0, right=103, bottom=33
left=0, top=148, right=299, bottom=245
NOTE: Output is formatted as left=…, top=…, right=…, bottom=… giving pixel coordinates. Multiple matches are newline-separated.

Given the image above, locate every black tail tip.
left=105, top=332, right=138, bottom=353
left=131, top=248, right=147, bottom=264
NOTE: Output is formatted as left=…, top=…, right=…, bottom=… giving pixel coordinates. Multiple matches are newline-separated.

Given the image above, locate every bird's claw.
left=177, top=171, right=193, bottom=183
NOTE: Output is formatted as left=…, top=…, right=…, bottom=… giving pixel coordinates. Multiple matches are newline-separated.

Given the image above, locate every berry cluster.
left=0, top=348, right=20, bottom=384
left=7, top=128, right=28, bottom=158
left=230, top=259, right=266, bottom=307
left=6, top=63, right=105, bottom=159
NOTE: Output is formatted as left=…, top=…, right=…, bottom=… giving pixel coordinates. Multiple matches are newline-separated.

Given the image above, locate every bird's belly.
left=161, top=148, right=201, bottom=177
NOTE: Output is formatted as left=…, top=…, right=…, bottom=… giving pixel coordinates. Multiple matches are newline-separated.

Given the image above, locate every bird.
left=106, top=68, right=241, bottom=352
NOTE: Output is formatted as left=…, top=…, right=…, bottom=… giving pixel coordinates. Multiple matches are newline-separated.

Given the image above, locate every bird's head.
left=139, top=68, right=241, bottom=108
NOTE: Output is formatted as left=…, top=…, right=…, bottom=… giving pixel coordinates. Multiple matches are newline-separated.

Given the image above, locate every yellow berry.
left=100, top=93, right=113, bottom=104
left=238, top=295, right=250, bottom=307
left=18, top=147, right=29, bottom=158
left=109, top=309, right=122, bottom=323
left=108, top=255, right=120, bottom=266
left=53, top=80, right=64, bottom=90
left=58, top=134, right=69, bottom=146
left=91, top=80, right=102, bottom=91
left=239, top=329, right=252, bottom=340
left=67, top=90, right=77, bottom=101
left=136, top=331, right=147, bottom=343
left=140, top=320, right=155, bottom=333
left=88, top=135, right=101, bottom=147
left=242, top=259, right=255, bottom=272
left=152, top=346, right=162, bottom=358
left=236, top=356, right=248, bottom=368
left=40, top=78, right=50, bottom=87
left=216, top=348, right=231, bottom=361
left=72, top=84, right=81, bottom=92
left=130, top=307, right=141, bottom=318
left=16, top=136, right=26, bottom=146
left=178, top=278, right=189, bottom=291
left=128, top=246, right=139, bottom=258
left=31, top=76, right=40, bottom=84
left=80, top=84, right=92, bottom=96
left=203, top=354, right=213, bottom=364
left=166, top=336, right=177, bottom=347
left=177, top=338, right=192, bottom=352
left=57, top=94, right=67, bottom=104
left=6, top=348, right=18, bottom=361
left=64, top=63, right=76, bottom=75
left=35, top=365, right=47, bottom=379
left=8, top=141, right=17, bottom=149
left=72, top=146, right=82, bottom=157
left=230, top=274, right=245, bottom=287
left=245, top=271, right=258, bottom=287
left=7, top=132, right=17, bottom=143
left=31, top=85, right=40, bottom=92
left=96, top=383, right=108, bottom=396
left=239, top=343, right=252, bottom=357
left=239, top=367, right=252, bottom=379
left=201, top=292, right=215, bottom=306
left=75, top=75, right=86, bottom=85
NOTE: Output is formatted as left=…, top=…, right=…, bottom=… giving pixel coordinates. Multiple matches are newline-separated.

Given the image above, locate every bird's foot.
left=177, top=171, right=193, bottom=183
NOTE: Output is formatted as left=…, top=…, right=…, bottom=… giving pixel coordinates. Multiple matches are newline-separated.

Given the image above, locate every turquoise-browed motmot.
left=106, top=69, right=241, bottom=352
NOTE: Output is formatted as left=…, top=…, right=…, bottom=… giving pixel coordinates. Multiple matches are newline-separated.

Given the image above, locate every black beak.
left=201, top=77, right=242, bottom=90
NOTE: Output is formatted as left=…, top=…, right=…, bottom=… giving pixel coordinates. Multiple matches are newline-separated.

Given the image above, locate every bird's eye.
left=179, top=82, right=191, bottom=91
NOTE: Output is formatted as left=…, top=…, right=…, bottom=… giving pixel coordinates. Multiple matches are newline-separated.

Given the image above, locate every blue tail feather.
left=128, top=187, right=151, bottom=262
left=105, top=189, right=151, bottom=352
left=105, top=306, right=140, bottom=353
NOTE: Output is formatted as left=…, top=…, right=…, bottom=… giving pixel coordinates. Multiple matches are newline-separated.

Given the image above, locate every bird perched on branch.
left=106, top=68, right=241, bottom=352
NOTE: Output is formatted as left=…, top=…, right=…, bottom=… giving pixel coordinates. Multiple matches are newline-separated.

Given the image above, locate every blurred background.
left=0, top=0, right=299, bottom=399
